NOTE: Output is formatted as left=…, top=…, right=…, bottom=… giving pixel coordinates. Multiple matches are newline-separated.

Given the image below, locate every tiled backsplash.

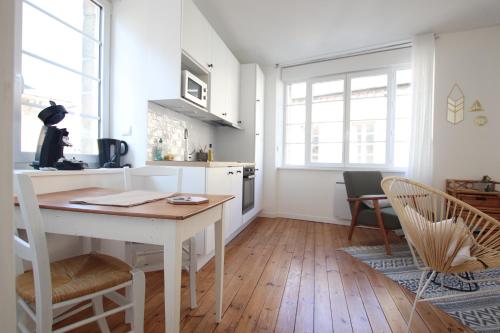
left=147, top=103, right=215, bottom=161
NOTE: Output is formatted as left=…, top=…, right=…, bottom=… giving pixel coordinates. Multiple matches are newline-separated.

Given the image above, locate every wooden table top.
left=16, top=187, right=234, bottom=220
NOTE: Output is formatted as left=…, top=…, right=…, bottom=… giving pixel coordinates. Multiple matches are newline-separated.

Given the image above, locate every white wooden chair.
left=123, top=166, right=198, bottom=308
left=14, top=173, right=145, bottom=333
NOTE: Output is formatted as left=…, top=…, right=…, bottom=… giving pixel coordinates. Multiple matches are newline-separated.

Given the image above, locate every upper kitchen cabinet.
left=181, top=0, right=240, bottom=125
left=181, top=0, right=211, bottom=71
left=209, top=31, right=240, bottom=124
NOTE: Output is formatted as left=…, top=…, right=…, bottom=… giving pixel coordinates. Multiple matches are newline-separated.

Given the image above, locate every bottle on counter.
left=153, top=138, right=163, bottom=160
left=208, top=143, right=214, bottom=162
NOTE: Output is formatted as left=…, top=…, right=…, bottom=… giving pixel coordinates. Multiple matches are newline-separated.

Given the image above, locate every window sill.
left=277, top=165, right=406, bottom=173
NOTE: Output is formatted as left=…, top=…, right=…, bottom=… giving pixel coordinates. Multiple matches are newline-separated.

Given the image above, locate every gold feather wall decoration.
left=447, top=83, right=464, bottom=124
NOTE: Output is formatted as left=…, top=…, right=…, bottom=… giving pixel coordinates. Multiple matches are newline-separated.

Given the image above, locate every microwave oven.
left=181, top=70, right=208, bottom=108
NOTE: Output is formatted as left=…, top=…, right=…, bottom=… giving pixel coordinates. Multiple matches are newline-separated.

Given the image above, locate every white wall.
left=433, top=25, right=500, bottom=188
left=110, top=0, right=182, bottom=167
left=0, top=0, right=17, bottom=329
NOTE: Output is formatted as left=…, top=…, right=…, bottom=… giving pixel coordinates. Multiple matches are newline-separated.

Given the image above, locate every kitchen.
left=3, top=0, right=500, bottom=332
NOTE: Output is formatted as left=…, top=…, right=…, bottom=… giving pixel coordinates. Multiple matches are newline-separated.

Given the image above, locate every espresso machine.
left=31, top=101, right=86, bottom=170
left=97, top=138, right=130, bottom=168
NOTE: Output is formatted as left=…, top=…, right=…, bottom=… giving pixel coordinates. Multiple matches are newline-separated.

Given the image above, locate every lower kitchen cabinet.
left=205, top=166, right=243, bottom=254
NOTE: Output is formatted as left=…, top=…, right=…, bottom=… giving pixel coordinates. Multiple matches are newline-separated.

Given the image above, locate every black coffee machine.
left=31, top=101, right=87, bottom=170
left=97, top=138, right=130, bottom=168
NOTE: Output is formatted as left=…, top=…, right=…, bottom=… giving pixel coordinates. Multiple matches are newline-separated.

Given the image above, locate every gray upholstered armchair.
left=343, top=171, right=401, bottom=255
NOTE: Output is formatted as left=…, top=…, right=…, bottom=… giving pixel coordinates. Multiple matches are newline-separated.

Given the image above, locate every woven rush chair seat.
left=17, top=253, right=132, bottom=304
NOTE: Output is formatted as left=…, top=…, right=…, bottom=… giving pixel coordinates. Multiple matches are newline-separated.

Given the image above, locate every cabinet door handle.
left=256, top=168, right=260, bottom=171
left=228, top=171, right=234, bottom=175
left=222, top=113, right=227, bottom=116
left=236, top=170, right=242, bottom=174
left=208, top=64, right=213, bottom=68
left=256, top=99, right=261, bottom=102
left=256, top=133, right=260, bottom=136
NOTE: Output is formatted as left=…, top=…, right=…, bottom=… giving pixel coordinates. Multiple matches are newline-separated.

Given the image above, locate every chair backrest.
left=343, top=171, right=384, bottom=198
left=15, top=173, right=53, bottom=331
left=381, top=176, right=500, bottom=272
left=123, top=166, right=183, bottom=192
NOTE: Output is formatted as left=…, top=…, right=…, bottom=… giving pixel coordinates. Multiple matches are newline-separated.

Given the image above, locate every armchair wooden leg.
left=373, top=201, right=392, bottom=255
left=348, top=200, right=361, bottom=241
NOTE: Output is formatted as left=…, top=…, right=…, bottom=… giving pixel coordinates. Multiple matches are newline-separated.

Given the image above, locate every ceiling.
left=193, top=0, right=500, bottom=65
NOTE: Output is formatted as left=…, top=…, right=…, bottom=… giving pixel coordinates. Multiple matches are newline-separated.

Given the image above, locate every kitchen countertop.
left=146, top=160, right=255, bottom=168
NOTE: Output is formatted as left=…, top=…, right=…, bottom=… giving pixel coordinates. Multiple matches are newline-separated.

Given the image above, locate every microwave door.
left=187, top=78, right=202, bottom=99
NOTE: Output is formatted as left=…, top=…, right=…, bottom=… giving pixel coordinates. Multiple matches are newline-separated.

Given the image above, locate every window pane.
left=26, top=0, right=101, bottom=40
left=396, top=69, right=412, bottom=118
left=350, top=97, right=387, bottom=120
left=22, top=54, right=100, bottom=116
left=285, top=144, right=305, bottom=165
left=286, top=105, right=305, bottom=124
left=349, top=142, right=386, bottom=164
left=311, top=143, right=342, bottom=164
left=349, top=120, right=386, bottom=143
left=23, top=3, right=100, bottom=78
left=394, top=69, right=412, bottom=168
left=349, top=74, right=387, bottom=164
left=312, top=80, right=343, bottom=102
left=394, top=118, right=410, bottom=142
left=22, top=54, right=100, bottom=153
left=312, top=101, right=343, bottom=122
left=311, top=122, right=343, bottom=143
left=394, top=142, right=409, bottom=168
left=285, top=124, right=305, bottom=144
left=286, top=82, right=306, bottom=105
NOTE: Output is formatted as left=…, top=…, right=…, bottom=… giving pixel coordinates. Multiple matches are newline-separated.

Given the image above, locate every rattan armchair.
left=381, top=176, right=500, bottom=332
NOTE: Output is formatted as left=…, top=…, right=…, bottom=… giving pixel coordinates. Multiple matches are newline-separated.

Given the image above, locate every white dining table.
left=14, top=187, right=233, bottom=333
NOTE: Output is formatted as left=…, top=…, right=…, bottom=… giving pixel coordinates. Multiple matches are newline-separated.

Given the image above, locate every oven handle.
left=244, top=175, right=256, bottom=179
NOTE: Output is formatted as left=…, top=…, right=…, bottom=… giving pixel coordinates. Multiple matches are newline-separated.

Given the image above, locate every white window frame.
left=14, top=0, right=111, bottom=165
left=282, top=65, right=411, bottom=171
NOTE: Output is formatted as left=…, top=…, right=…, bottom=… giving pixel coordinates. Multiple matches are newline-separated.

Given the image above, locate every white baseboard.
left=260, top=212, right=351, bottom=226
left=259, top=210, right=278, bottom=218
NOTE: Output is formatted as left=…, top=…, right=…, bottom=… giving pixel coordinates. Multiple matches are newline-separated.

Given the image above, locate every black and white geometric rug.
left=340, top=243, right=500, bottom=333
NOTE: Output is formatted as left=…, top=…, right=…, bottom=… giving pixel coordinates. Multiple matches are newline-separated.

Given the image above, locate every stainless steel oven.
left=242, top=167, right=255, bottom=214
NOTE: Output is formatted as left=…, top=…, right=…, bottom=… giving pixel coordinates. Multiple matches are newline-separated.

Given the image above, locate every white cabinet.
left=209, top=32, right=228, bottom=119
left=214, top=64, right=264, bottom=219
left=181, top=0, right=240, bottom=124
left=181, top=0, right=211, bottom=70
left=226, top=52, right=240, bottom=124
left=205, top=167, right=243, bottom=253
left=209, top=31, right=240, bottom=124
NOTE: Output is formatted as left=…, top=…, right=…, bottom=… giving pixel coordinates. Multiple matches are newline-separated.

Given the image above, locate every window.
left=283, top=67, right=412, bottom=169
left=18, top=0, right=110, bottom=160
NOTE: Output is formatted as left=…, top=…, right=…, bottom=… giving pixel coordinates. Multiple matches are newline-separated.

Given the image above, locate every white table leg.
left=214, top=205, right=225, bottom=322
left=189, top=236, right=197, bottom=309
left=164, top=228, right=182, bottom=333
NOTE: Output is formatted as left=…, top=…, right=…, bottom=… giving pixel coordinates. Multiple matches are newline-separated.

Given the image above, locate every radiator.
left=334, top=182, right=352, bottom=221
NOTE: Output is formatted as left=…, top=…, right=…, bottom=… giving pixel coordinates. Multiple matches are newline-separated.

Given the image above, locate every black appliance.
left=31, top=101, right=87, bottom=170
left=97, top=138, right=130, bottom=168
left=242, top=167, right=255, bottom=214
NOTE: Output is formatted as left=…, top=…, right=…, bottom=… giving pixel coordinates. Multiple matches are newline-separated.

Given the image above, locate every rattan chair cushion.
left=16, top=253, right=132, bottom=304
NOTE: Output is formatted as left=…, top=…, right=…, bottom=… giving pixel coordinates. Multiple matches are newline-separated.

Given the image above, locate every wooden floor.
left=64, top=218, right=471, bottom=333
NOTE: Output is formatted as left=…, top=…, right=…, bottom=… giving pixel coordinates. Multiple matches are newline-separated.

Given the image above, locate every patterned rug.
left=340, top=244, right=500, bottom=333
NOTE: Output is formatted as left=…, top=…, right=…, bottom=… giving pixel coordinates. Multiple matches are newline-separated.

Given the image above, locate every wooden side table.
left=446, top=179, right=500, bottom=221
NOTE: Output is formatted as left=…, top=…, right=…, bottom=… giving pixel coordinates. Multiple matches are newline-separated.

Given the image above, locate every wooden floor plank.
left=294, top=222, right=316, bottom=333
left=324, top=223, right=353, bottom=333
left=60, top=218, right=471, bottom=333
left=313, top=222, right=333, bottom=333
left=274, top=221, right=308, bottom=333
